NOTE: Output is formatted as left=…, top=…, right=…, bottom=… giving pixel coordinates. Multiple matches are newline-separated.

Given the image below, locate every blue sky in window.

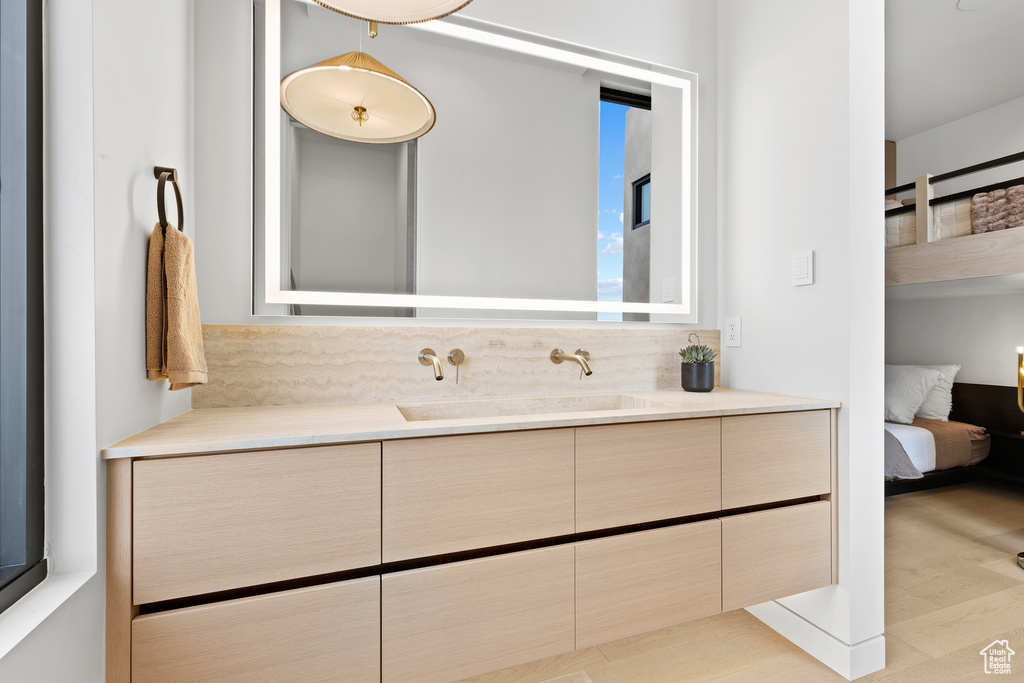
left=598, top=100, right=628, bottom=320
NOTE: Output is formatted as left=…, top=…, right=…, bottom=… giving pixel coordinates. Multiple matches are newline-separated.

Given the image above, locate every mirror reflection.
left=256, top=1, right=694, bottom=320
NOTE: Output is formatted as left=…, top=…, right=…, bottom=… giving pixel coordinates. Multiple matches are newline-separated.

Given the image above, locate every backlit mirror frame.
left=261, top=0, right=699, bottom=320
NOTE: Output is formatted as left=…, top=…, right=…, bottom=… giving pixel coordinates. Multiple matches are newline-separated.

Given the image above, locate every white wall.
left=411, top=44, right=596, bottom=302
left=293, top=130, right=405, bottom=293
left=895, top=94, right=1024, bottom=197
left=718, top=0, right=885, bottom=678
left=0, top=1, right=194, bottom=679
left=92, top=0, right=194, bottom=448
left=886, top=95, right=1024, bottom=385
left=194, top=0, right=720, bottom=328
left=887, top=291, right=1024, bottom=386
left=193, top=0, right=255, bottom=324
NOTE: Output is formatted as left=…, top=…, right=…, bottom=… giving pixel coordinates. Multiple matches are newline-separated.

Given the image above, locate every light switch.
left=792, top=251, right=814, bottom=286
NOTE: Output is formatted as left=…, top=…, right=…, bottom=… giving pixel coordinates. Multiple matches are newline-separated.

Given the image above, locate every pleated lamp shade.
left=280, top=51, right=436, bottom=144
left=309, top=0, right=474, bottom=24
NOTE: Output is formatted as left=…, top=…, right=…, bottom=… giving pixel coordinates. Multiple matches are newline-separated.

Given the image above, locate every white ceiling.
left=886, top=0, right=1024, bottom=141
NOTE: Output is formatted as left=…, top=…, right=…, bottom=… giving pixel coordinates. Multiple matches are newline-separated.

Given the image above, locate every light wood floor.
left=456, top=481, right=1024, bottom=682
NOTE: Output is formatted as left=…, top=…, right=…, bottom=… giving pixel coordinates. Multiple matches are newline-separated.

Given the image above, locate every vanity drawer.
left=382, top=429, right=574, bottom=562
left=575, top=520, right=722, bottom=649
left=721, top=500, right=832, bottom=611
left=722, top=410, right=831, bottom=509
left=133, top=443, right=381, bottom=604
left=132, top=576, right=380, bottom=683
left=575, top=419, right=721, bottom=531
left=381, top=545, right=575, bottom=683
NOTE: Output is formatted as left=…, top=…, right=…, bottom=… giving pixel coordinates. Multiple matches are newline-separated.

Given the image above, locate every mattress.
left=884, top=422, right=936, bottom=473
left=884, top=418, right=991, bottom=474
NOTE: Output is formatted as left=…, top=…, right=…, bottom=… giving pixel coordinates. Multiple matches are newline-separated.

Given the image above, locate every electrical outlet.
left=725, top=317, right=742, bottom=347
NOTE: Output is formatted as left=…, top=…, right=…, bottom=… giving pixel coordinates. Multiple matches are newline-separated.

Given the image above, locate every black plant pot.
left=681, top=362, right=715, bottom=392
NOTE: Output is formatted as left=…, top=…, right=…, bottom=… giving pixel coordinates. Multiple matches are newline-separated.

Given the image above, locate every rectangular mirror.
left=256, top=0, right=698, bottom=322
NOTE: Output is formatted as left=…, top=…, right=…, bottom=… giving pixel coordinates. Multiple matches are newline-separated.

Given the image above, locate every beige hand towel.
left=146, top=224, right=167, bottom=381
left=146, top=223, right=208, bottom=390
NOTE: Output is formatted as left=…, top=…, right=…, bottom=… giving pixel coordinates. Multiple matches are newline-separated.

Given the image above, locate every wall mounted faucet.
left=550, top=348, right=592, bottom=377
left=418, top=348, right=444, bottom=381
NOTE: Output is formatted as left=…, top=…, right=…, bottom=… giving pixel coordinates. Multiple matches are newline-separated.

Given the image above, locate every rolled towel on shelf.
left=971, top=183, right=1024, bottom=234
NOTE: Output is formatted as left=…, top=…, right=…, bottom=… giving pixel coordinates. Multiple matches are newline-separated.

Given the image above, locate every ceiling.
left=886, top=0, right=1024, bottom=141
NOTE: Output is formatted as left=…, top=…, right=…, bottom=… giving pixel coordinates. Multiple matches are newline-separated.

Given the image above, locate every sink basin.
left=397, top=393, right=678, bottom=422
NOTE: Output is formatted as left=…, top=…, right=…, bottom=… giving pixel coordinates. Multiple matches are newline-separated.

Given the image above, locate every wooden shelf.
left=886, top=227, right=1024, bottom=287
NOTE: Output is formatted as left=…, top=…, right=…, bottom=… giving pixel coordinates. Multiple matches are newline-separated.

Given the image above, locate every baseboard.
left=747, top=601, right=886, bottom=680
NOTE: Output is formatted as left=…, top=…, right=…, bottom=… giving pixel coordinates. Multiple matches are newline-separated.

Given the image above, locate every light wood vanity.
left=104, top=390, right=838, bottom=683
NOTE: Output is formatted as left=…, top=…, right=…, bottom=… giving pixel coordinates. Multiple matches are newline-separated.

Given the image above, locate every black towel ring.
left=153, top=166, right=184, bottom=233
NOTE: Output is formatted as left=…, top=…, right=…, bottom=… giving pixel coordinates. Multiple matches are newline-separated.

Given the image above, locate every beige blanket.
left=972, top=184, right=1024, bottom=234
left=911, top=418, right=990, bottom=469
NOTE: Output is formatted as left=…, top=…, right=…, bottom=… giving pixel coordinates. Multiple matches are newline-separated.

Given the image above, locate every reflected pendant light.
left=309, top=0, right=475, bottom=25
left=280, top=51, right=436, bottom=144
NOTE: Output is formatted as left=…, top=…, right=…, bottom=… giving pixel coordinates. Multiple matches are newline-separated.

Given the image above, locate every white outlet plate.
left=725, top=317, right=741, bottom=347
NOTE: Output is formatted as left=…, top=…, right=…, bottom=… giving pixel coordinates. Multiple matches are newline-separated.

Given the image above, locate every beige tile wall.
left=193, top=325, right=721, bottom=408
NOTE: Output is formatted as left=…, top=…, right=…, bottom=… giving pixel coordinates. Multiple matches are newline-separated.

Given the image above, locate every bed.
left=885, top=418, right=990, bottom=476
left=884, top=364, right=992, bottom=495
left=885, top=150, right=1024, bottom=287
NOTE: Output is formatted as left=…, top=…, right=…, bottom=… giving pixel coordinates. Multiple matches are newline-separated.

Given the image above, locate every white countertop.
left=101, top=387, right=840, bottom=459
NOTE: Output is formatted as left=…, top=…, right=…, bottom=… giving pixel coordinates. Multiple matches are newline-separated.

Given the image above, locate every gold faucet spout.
left=550, top=348, right=592, bottom=376
left=419, top=348, right=444, bottom=381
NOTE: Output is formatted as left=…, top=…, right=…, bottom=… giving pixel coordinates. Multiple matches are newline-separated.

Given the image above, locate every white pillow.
left=912, top=364, right=961, bottom=421
left=884, top=365, right=943, bottom=424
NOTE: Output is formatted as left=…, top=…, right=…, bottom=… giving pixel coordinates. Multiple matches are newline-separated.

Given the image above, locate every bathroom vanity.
left=104, top=389, right=838, bottom=683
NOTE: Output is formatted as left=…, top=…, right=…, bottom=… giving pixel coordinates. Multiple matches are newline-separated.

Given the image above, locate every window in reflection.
left=599, top=89, right=652, bottom=322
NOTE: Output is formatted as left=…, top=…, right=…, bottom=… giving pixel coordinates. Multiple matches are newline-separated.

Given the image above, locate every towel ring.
left=154, top=166, right=184, bottom=233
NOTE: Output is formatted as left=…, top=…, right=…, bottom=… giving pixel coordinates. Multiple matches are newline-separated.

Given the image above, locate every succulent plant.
left=678, top=332, right=718, bottom=364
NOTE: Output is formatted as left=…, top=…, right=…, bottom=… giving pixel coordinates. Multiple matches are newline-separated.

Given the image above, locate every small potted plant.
left=679, top=332, right=717, bottom=392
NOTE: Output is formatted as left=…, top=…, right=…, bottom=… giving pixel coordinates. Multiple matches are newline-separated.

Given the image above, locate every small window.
left=632, top=174, right=650, bottom=229
left=0, top=0, right=46, bottom=614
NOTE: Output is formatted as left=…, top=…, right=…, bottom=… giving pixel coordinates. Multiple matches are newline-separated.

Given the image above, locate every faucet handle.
left=447, top=349, right=465, bottom=384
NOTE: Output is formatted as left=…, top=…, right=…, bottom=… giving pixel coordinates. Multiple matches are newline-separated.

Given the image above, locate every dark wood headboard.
left=950, top=382, right=1024, bottom=487
left=950, top=383, right=1024, bottom=433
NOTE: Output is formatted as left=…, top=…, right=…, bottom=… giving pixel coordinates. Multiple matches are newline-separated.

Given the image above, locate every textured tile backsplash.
left=193, top=325, right=721, bottom=408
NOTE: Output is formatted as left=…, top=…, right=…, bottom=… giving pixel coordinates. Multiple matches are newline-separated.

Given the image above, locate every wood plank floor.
left=456, top=481, right=1024, bottom=682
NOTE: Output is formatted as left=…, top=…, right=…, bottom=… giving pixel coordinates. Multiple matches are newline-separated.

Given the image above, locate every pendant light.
left=280, top=50, right=436, bottom=144
left=309, top=0, right=474, bottom=25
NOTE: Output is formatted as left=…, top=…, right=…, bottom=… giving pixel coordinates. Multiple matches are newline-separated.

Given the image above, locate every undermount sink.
left=396, top=393, right=678, bottom=422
